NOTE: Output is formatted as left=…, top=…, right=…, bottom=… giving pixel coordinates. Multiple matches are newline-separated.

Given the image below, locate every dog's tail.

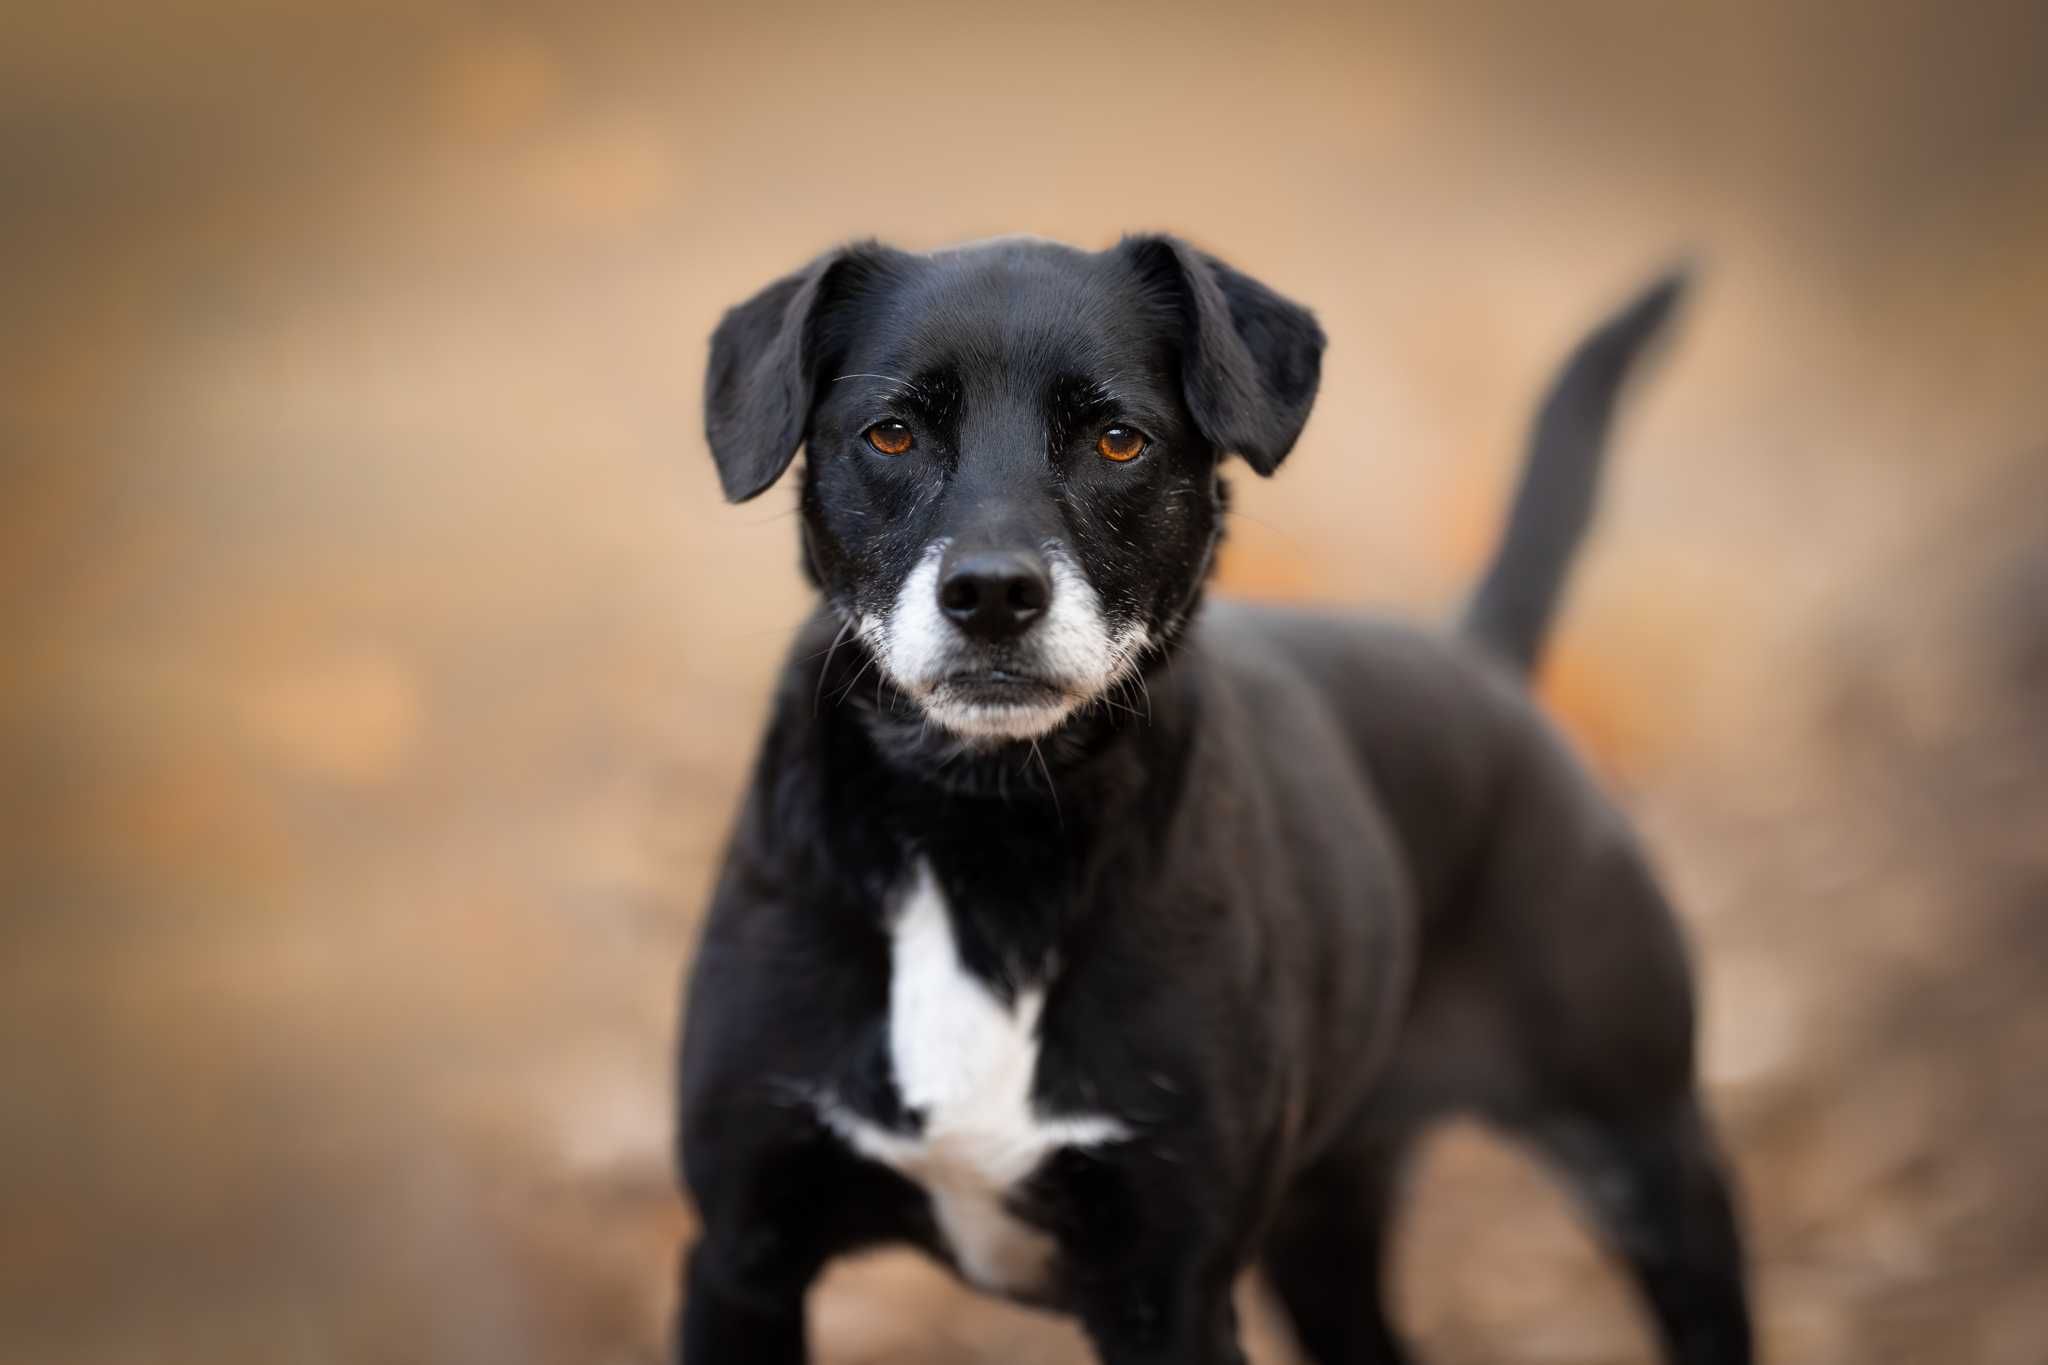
left=1460, top=265, right=1691, bottom=675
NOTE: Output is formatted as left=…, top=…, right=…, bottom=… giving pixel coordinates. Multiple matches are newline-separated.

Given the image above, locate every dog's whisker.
left=1027, top=739, right=1062, bottom=826
left=813, top=616, right=858, bottom=713
left=1096, top=692, right=1142, bottom=721
left=830, top=654, right=876, bottom=707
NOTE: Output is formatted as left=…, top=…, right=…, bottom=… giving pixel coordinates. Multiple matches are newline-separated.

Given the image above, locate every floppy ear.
left=704, top=245, right=882, bottom=502
left=1122, top=235, right=1325, bottom=475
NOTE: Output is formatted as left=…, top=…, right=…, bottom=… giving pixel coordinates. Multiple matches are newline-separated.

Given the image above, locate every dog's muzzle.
left=859, top=539, right=1147, bottom=744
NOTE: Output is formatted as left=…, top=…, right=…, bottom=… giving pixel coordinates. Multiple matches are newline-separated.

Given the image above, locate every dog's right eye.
left=864, top=421, right=914, bottom=456
left=1096, top=426, right=1148, bottom=462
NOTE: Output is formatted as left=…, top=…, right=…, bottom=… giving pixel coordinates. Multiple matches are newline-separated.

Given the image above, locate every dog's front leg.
left=1075, top=1261, right=1248, bottom=1365
left=671, top=1121, right=904, bottom=1365
left=676, top=1240, right=808, bottom=1365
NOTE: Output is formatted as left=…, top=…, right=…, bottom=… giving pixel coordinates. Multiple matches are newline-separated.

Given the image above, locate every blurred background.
left=4, top=1, right=2046, bottom=1361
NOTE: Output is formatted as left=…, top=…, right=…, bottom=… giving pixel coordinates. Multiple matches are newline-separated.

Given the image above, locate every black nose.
left=938, top=550, right=1052, bottom=642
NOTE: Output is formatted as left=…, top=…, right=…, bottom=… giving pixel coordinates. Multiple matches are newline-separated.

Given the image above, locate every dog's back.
left=1195, top=262, right=1692, bottom=935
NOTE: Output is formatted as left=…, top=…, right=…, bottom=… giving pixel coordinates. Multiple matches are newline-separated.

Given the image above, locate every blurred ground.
left=4, top=2, right=2047, bottom=1361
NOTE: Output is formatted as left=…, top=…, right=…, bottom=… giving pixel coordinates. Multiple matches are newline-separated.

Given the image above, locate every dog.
left=672, top=234, right=1752, bottom=1364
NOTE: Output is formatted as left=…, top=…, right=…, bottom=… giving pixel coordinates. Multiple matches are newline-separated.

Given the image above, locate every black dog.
left=674, top=235, right=1751, bottom=1364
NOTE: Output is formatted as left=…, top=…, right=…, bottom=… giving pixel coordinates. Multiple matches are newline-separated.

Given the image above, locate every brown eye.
left=865, top=421, right=913, bottom=455
left=1096, top=426, right=1147, bottom=462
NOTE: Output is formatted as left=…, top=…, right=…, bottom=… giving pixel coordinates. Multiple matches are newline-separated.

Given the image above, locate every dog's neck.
left=748, top=606, right=1202, bottom=979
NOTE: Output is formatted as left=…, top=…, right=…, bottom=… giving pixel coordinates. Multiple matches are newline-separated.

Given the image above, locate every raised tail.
left=1461, top=265, right=1692, bottom=675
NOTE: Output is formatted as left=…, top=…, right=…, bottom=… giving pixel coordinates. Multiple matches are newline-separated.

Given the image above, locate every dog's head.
left=705, top=235, right=1323, bottom=745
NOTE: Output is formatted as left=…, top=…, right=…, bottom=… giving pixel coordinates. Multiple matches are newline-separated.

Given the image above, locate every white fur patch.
left=873, top=541, right=951, bottom=694
left=818, top=860, right=1128, bottom=1294
left=867, top=540, right=1152, bottom=745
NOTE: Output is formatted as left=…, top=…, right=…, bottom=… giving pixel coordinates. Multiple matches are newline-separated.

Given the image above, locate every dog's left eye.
left=864, top=421, right=914, bottom=456
left=1096, top=426, right=1148, bottom=462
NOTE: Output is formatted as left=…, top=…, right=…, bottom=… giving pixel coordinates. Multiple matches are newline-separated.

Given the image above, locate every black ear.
left=704, top=245, right=886, bottom=502
left=1122, top=235, right=1325, bottom=476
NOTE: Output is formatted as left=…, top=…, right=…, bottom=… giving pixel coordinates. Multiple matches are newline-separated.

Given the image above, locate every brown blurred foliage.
left=3, top=2, right=2046, bottom=1361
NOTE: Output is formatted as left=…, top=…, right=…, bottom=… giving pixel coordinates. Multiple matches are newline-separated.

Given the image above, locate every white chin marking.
left=919, top=694, right=1080, bottom=743
left=869, top=541, right=1151, bottom=745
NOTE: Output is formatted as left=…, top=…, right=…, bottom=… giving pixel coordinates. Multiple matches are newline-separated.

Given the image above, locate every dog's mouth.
left=908, top=668, right=1085, bottom=743
left=933, top=669, right=1072, bottom=709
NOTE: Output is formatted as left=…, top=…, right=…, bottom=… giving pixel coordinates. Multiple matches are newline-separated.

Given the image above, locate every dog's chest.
left=818, top=859, right=1127, bottom=1295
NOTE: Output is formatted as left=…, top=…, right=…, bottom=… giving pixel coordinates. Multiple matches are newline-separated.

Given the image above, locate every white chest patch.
left=818, top=859, right=1129, bottom=1294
